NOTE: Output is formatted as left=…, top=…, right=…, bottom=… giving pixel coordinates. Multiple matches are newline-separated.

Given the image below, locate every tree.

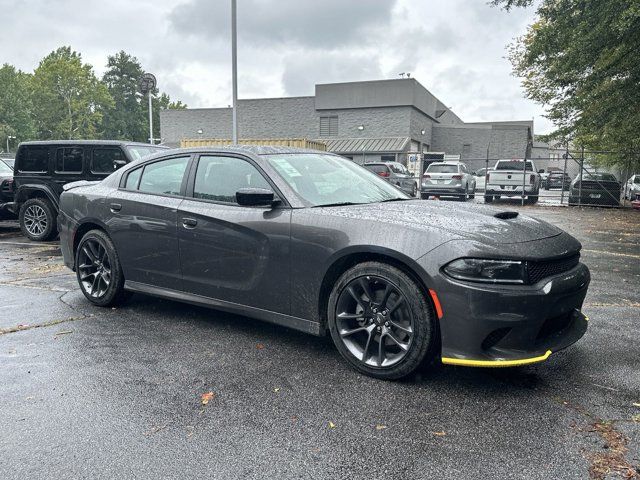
left=0, top=64, right=35, bottom=152
left=101, top=51, right=147, bottom=142
left=492, top=0, right=640, bottom=169
left=31, top=47, right=113, bottom=139
left=103, top=51, right=187, bottom=143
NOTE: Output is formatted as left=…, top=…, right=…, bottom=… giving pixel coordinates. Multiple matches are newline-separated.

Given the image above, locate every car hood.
left=314, top=200, right=563, bottom=245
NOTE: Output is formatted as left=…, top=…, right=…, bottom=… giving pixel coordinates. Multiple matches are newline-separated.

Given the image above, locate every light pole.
left=231, top=0, right=238, bottom=144
left=138, top=73, right=157, bottom=144
left=6, top=135, right=16, bottom=153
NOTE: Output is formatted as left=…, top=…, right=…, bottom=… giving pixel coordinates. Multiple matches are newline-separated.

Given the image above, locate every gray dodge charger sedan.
left=58, top=146, right=590, bottom=380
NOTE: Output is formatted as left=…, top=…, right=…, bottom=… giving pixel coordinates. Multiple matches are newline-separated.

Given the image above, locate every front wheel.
left=75, top=230, right=130, bottom=307
left=328, top=262, right=437, bottom=380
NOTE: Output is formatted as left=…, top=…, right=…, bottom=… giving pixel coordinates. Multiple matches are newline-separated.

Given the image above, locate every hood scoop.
left=494, top=211, right=519, bottom=220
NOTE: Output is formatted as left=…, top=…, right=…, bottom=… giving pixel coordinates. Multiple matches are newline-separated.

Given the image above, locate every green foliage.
left=0, top=64, right=36, bottom=152
left=101, top=51, right=147, bottom=142
left=494, top=0, right=640, bottom=169
left=31, top=47, right=113, bottom=139
left=0, top=47, right=187, bottom=146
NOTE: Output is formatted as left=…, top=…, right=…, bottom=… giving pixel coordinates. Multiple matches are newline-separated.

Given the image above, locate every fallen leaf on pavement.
left=273, top=388, right=280, bottom=393
left=201, top=391, right=215, bottom=405
left=256, top=343, right=265, bottom=350
left=433, top=431, right=446, bottom=437
left=54, top=330, right=73, bottom=336
left=632, top=414, right=640, bottom=423
left=375, top=425, right=387, bottom=430
left=328, top=421, right=336, bottom=429
left=633, top=402, right=640, bottom=408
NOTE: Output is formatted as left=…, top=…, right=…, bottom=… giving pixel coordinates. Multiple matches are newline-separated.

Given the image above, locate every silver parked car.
left=421, top=161, right=476, bottom=200
left=363, top=161, right=417, bottom=196
left=624, top=174, right=640, bottom=200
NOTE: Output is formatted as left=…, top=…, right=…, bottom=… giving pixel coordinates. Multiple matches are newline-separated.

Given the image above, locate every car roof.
left=18, top=140, right=169, bottom=148
left=428, top=161, right=461, bottom=166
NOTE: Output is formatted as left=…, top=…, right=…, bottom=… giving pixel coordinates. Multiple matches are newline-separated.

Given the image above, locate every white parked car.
left=624, top=174, right=640, bottom=200
left=420, top=161, right=476, bottom=201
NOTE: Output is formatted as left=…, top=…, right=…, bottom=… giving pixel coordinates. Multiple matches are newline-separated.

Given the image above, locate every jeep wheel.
left=19, top=198, right=58, bottom=241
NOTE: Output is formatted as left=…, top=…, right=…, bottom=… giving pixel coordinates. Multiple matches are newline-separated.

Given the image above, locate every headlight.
left=443, top=258, right=526, bottom=284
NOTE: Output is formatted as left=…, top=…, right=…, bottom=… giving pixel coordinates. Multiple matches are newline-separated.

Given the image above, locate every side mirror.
left=471, top=171, right=477, bottom=176
left=538, top=169, right=545, bottom=174
left=236, top=187, right=275, bottom=207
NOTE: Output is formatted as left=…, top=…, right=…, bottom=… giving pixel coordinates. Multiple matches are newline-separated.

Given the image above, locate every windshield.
left=496, top=161, right=533, bottom=171
left=265, top=154, right=409, bottom=207
left=427, top=164, right=458, bottom=173
left=126, top=145, right=167, bottom=161
left=634, top=176, right=640, bottom=184
left=0, top=160, right=12, bottom=174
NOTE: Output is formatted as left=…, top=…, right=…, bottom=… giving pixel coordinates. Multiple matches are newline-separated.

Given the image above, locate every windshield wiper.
left=312, top=202, right=363, bottom=208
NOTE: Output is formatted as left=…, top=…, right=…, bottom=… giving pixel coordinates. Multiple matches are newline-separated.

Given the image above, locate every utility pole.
left=231, top=0, right=238, bottom=144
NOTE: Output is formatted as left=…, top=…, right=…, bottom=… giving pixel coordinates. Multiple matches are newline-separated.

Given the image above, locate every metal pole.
left=231, top=0, right=238, bottom=144
left=560, top=148, right=568, bottom=205
left=578, top=146, right=584, bottom=206
left=521, top=157, right=526, bottom=206
left=148, top=93, right=153, bottom=144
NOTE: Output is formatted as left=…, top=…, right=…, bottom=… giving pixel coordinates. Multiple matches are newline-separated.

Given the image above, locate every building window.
left=319, top=116, right=338, bottom=137
left=462, top=143, right=472, bottom=158
left=381, top=155, right=395, bottom=163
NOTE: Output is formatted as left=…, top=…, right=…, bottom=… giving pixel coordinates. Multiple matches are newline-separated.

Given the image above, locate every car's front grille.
left=528, top=254, right=580, bottom=284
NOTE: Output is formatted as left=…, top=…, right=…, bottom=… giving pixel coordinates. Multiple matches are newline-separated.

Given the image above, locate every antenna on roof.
left=398, top=72, right=405, bottom=78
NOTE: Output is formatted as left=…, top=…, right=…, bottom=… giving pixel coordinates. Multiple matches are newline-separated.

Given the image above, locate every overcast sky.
left=0, top=0, right=551, bottom=133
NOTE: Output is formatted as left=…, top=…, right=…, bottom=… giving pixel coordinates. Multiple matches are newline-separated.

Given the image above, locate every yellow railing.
left=180, top=138, right=326, bottom=150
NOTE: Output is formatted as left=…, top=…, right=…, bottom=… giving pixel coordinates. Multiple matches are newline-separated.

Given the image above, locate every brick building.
left=160, top=78, right=536, bottom=173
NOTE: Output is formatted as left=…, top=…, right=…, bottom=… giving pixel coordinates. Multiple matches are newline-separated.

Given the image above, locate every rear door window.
left=18, top=147, right=49, bottom=173
left=55, top=147, right=84, bottom=173
left=365, top=164, right=389, bottom=175
left=92, top=148, right=126, bottom=174
left=138, top=156, right=190, bottom=196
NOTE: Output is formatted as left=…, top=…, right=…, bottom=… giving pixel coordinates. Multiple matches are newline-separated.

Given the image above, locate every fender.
left=323, top=245, right=436, bottom=291
left=14, top=183, right=60, bottom=209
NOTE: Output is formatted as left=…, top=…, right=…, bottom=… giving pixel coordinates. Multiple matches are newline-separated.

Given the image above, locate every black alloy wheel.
left=75, top=230, right=129, bottom=307
left=328, top=262, right=436, bottom=379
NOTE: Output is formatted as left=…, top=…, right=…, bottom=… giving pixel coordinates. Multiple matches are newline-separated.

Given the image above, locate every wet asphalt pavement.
left=0, top=203, right=639, bottom=480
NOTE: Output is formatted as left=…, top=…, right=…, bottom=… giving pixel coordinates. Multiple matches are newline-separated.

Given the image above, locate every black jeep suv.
left=12, top=141, right=168, bottom=241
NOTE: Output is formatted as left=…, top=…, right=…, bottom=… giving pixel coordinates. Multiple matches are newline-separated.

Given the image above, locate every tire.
left=411, top=183, right=417, bottom=197
left=19, top=197, right=58, bottom=241
left=420, top=193, right=429, bottom=200
left=75, top=229, right=130, bottom=307
left=484, top=195, right=494, bottom=203
left=327, top=262, right=437, bottom=380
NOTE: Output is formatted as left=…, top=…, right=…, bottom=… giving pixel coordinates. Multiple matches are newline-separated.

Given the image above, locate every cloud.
left=169, top=0, right=395, bottom=48
left=0, top=0, right=555, bottom=133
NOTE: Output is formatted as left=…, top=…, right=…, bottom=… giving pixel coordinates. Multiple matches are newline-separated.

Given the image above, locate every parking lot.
left=1, top=203, right=638, bottom=480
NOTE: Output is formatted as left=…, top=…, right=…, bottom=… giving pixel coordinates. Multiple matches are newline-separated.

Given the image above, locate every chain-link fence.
left=397, top=149, right=638, bottom=208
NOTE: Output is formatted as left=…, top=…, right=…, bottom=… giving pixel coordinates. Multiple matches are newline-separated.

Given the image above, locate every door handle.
left=182, top=218, right=198, bottom=229
left=110, top=203, right=122, bottom=212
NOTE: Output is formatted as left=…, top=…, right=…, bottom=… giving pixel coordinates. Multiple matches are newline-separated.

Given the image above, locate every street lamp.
left=6, top=135, right=16, bottom=153
left=138, top=73, right=157, bottom=144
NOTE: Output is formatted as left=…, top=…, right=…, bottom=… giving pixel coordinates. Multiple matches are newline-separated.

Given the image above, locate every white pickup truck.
left=484, top=159, right=542, bottom=204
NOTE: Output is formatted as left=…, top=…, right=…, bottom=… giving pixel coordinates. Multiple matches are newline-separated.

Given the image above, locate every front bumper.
left=429, top=258, right=590, bottom=365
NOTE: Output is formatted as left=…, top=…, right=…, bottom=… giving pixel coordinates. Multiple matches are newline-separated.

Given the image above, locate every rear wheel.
left=328, top=262, right=436, bottom=380
left=484, top=195, right=494, bottom=203
left=420, top=193, right=429, bottom=200
left=75, top=230, right=130, bottom=307
left=19, top=197, right=58, bottom=241
left=411, top=183, right=417, bottom=197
